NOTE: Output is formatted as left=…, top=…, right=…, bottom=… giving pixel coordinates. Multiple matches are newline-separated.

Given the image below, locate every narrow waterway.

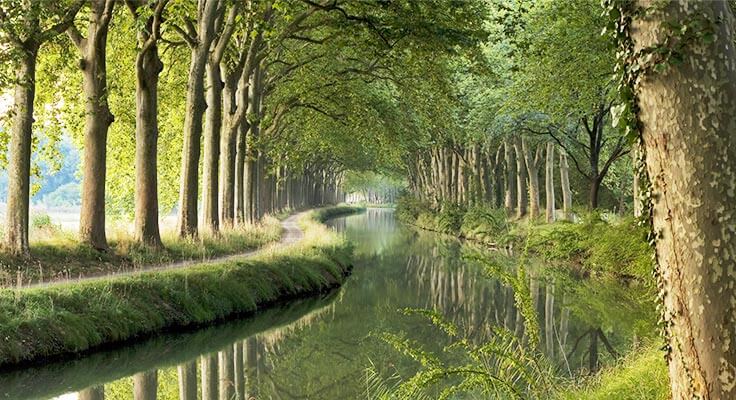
left=0, top=208, right=653, bottom=399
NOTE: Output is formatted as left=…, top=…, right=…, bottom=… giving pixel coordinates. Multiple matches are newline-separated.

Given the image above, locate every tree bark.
left=132, top=6, right=165, bottom=248
left=4, top=45, right=38, bottom=257
left=559, top=151, right=573, bottom=220
left=632, top=1, right=736, bottom=398
left=70, top=0, right=115, bottom=251
left=503, top=140, right=516, bottom=213
left=514, top=138, right=528, bottom=218
left=522, top=138, right=542, bottom=219
left=545, top=142, right=556, bottom=222
left=177, top=0, right=220, bottom=238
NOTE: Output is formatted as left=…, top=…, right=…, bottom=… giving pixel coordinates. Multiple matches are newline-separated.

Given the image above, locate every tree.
left=66, top=0, right=116, bottom=251
left=173, top=0, right=220, bottom=238
left=627, top=0, right=736, bottom=397
left=0, top=0, right=84, bottom=256
left=126, top=0, right=168, bottom=247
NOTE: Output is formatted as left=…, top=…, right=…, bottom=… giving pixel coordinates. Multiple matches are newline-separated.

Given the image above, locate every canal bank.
left=0, top=206, right=363, bottom=369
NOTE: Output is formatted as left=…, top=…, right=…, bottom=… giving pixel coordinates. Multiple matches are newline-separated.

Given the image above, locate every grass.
left=0, top=216, right=282, bottom=286
left=0, top=205, right=364, bottom=368
left=556, top=344, right=669, bottom=400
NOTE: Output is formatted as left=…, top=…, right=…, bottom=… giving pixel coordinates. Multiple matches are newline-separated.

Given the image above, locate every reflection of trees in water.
left=61, top=300, right=336, bottom=400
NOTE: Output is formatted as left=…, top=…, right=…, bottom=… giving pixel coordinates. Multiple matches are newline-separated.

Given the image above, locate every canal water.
left=0, top=208, right=653, bottom=399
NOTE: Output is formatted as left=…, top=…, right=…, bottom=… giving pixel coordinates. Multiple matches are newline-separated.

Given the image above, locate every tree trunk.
left=234, top=121, right=247, bottom=224
left=503, top=140, right=516, bottom=213
left=178, top=361, right=197, bottom=400
left=559, top=151, right=573, bottom=220
left=514, top=138, right=528, bottom=218
left=74, top=0, right=115, bottom=250
left=522, top=138, right=541, bottom=219
left=4, top=45, right=38, bottom=257
left=134, top=37, right=163, bottom=247
left=133, top=370, right=157, bottom=400
left=545, top=142, right=555, bottom=222
left=632, top=1, right=736, bottom=398
left=177, top=0, right=219, bottom=238
left=202, top=60, right=222, bottom=233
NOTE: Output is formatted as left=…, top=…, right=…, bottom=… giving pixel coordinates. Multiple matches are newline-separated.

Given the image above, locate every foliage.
left=556, top=343, right=669, bottom=400
left=375, top=309, right=554, bottom=399
left=524, top=214, right=654, bottom=281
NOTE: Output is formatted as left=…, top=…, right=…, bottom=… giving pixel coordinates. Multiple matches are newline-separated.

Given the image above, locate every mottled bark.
left=68, top=0, right=115, bottom=250
left=177, top=0, right=220, bottom=238
left=133, top=32, right=163, bottom=247
left=632, top=1, right=736, bottom=398
left=4, top=45, right=38, bottom=257
left=545, top=143, right=556, bottom=222
left=514, top=138, right=528, bottom=218
left=503, top=140, right=517, bottom=213
left=521, top=138, right=543, bottom=219
left=559, top=151, right=573, bottom=220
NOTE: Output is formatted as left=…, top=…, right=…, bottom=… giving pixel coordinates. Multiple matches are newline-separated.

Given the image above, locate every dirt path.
left=18, top=211, right=309, bottom=290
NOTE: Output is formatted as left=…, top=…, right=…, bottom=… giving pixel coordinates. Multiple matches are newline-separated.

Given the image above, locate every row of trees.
left=401, top=0, right=631, bottom=218
left=0, top=0, right=483, bottom=255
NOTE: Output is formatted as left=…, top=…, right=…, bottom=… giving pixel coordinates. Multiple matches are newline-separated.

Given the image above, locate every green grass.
left=0, top=206, right=363, bottom=368
left=0, top=217, right=282, bottom=286
left=556, top=344, right=669, bottom=400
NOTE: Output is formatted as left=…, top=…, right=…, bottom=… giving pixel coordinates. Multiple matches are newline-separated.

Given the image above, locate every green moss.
left=556, top=344, right=669, bottom=400
left=0, top=206, right=363, bottom=368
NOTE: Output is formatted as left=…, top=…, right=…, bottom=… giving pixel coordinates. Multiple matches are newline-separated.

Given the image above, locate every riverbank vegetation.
left=0, top=206, right=360, bottom=368
left=0, top=215, right=281, bottom=287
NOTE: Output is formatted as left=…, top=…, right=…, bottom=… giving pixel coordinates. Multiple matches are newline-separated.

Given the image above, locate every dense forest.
left=0, top=0, right=734, bottom=399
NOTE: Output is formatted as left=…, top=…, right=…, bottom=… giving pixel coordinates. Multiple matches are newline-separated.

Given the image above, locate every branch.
left=66, top=24, right=85, bottom=51
left=40, top=0, right=85, bottom=42
left=171, top=23, right=197, bottom=48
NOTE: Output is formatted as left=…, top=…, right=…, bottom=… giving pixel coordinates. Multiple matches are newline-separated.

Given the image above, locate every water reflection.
left=0, top=208, right=653, bottom=399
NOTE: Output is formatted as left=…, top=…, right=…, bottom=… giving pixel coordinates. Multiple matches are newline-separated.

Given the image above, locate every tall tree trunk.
left=545, top=142, right=556, bottom=222
left=514, top=138, right=528, bottom=218
left=559, top=151, right=573, bottom=220
left=71, top=0, right=115, bottom=250
left=522, top=138, right=542, bottom=218
left=4, top=45, right=38, bottom=257
left=234, top=122, right=247, bottom=224
left=632, top=1, right=736, bottom=398
left=133, top=19, right=164, bottom=247
left=177, top=0, right=219, bottom=238
left=202, top=60, right=222, bottom=233
left=503, top=140, right=516, bottom=213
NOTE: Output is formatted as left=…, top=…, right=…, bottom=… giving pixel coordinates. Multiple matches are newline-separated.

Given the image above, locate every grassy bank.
left=0, top=206, right=363, bottom=368
left=0, top=216, right=282, bottom=287
left=396, top=198, right=665, bottom=397
left=397, top=199, right=654, bottom=281
left=557, top=343, right=669, bottom=400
